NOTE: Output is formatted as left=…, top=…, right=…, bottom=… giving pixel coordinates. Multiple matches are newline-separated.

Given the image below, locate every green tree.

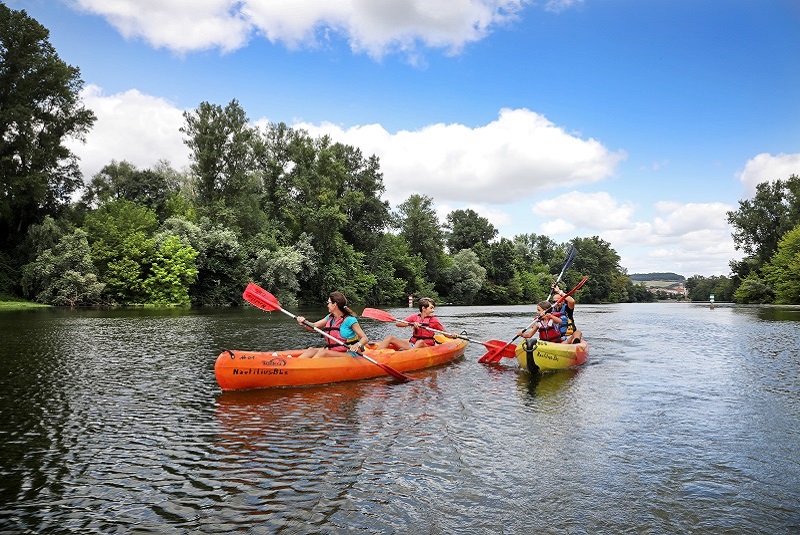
left=442, top=249, right=487, bottom=305
left=761, top=223, right=800, bottom=304
left=181, top=99, right=263, bottom=235
left=82, top=159, right=179, bottom=221
left=248, top=232, right=316, bottom=308
left=142, top=235, right=199, bottom=305
left=0, top=4, right=96, bottom=252
left=512, top=233, right=560, bottom=270
left=569, top=236, right=624, bottom=303
left=626, top=281, right=655, bottom=303
left=189, top=218, right=251, bottom=306
left=84, top=200, right=159, bottom=304
left=733, top=272, right=773, bottom=304
left=686, top=275, right=734, bottom=302
left=727, top=175, right=800, bottom=279
left=395, top=194, right=446, bottom=290
left=21, top=228, right=104, bottom=305
left=445, top=208, right=497, bottom=253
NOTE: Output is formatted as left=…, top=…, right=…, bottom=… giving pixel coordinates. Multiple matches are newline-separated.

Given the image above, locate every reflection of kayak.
left=215, top=335, right=467, bottom=390
left=515, top=339, right=589, bottom=372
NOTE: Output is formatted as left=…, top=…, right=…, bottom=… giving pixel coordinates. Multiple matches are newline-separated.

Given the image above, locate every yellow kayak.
left=515, top=338, right=589, bottom=372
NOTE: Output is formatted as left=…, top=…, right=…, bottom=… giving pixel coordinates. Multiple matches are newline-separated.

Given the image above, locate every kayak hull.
left=515, top=339, right=589, bottom=372
left=215, top=335, right=467, bottom=390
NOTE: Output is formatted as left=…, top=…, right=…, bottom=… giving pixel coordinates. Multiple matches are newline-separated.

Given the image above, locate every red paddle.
left=242, top=283, right=414, bottom=382
left=478, top=275, right=589, bottom=363
left=361, top=307, right=516, bottom=359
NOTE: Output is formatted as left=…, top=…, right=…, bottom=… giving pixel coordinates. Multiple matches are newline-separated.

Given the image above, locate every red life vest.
left=322, top=315, right=358, bottom=351
left=409, top=315, right=438, bottom=346
left=536, top=318, right=562, bottom=343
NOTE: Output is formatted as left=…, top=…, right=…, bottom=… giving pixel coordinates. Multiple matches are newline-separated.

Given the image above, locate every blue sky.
left=12, top=0, right=800, bottom=276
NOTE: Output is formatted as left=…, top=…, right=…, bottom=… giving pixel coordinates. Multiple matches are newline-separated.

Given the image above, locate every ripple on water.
left=1, top=305, right=800, bottom=533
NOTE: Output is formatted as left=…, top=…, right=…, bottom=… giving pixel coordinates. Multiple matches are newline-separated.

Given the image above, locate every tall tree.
left=761, top=223, right=800, bottom=304
left=727, top=175, right=800, bottom=279
left=181, top=100, right=262, bottom=234
left=395, top=194, right=446, bottom=288
left=82, top=159, right=177, bottom=220
left=0, top=4, right=96, bottom=251
left=569, top=236, right=624, bottom=303
left=445, top=208, right=497, bottom=253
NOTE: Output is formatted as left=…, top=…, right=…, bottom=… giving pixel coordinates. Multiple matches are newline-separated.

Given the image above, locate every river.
left=1, top=302, right=798, bottom=533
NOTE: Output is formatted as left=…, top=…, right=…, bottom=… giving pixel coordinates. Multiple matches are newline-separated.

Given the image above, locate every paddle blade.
left=361, top=307, right=398, bottom=323
left=564, top=243, right=577, bottom=270
left=243, top=283, right=281, bottom=312
left=483, top=339, right=516, bottom=358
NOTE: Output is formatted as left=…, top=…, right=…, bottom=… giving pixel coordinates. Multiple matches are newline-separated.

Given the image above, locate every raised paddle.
left=242, top=283, right=415, bottom=382
left=478, top=245, right=577, bottom=364
left=478, top=275, right=588, bottom=363
left=361, top=307, right=515, bottom=358
left=547, top=243, right=576, bottom=302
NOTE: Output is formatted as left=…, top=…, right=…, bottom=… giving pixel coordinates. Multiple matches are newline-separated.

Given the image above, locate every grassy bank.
left=0, top=296, right=50, bottom=310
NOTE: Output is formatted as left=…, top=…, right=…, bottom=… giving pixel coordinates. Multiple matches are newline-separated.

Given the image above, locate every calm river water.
left=1, top=302, right=799, bottom=533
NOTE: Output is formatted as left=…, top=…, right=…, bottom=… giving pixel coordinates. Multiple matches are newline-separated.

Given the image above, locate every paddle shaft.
left=546, top=244, right=576, bottom=302
left=289, top=309, right=413, bottom=381
left=360, top=308, right=510, bottom=353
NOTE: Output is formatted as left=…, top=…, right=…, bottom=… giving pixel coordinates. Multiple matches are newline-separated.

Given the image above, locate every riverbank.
left=0, top=297, right=49, bottom=310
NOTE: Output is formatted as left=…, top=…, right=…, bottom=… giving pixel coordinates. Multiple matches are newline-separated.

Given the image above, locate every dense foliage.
left=726, top=175, right=800, bottom=304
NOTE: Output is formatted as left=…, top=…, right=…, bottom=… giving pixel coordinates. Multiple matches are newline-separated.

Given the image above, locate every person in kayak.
left=551, top=283, right=583, bottom=344
left=296, top=291, right=370, bottom=358
left=374, top=297, right=450, bottom=350
left=518, top=300, right=563, bottom=343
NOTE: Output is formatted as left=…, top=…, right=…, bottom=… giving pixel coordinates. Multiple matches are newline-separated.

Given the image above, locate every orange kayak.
left=215, top=335, right=468, bottom=390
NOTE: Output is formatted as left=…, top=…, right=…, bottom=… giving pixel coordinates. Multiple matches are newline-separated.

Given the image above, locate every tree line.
left=2, top=5, right=797, bottom=306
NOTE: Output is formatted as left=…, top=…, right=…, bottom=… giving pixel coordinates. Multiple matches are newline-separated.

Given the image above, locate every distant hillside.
left=629, top=272, right=685, bottom=282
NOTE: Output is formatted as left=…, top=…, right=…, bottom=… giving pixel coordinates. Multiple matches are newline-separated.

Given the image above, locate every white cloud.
left=527, top=190, right=742, bottom=275
left=74, top=0, right=252, bottom=54
left=72, top=0, right=538, bottom=58
left=532, top=191, right=635, bottom=232
left=738, top=152, right=800, bottom=195
left=297, top=108, right=625, bottom=206
left=68, top=91, right=622, bottom=213
left=67, top=85, right=190, bottom=181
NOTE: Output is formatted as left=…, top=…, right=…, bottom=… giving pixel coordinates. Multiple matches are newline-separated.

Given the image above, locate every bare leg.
left=375, top=336, right=411, bottom=350
left=565, top=330, right=583, bottom=344
left=296, top=347, right=320, bottom=359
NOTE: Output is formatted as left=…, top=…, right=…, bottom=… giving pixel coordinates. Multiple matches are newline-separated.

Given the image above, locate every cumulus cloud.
left=67, top=90, right=621, bottom=211
left=738, top=152, right=800, bottom=195
left=67, top=85, right=190, bottom=181
left=532, top=191, right=635, bottom=231
left=532, top=196, right=741, bottom=275
left=297, top=108, right=625, bottom=206
left=72, top=0, right=535, bottom=58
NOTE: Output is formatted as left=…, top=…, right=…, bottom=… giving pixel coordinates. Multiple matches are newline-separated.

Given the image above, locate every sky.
left=10, top=0, right=800, bottom=277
